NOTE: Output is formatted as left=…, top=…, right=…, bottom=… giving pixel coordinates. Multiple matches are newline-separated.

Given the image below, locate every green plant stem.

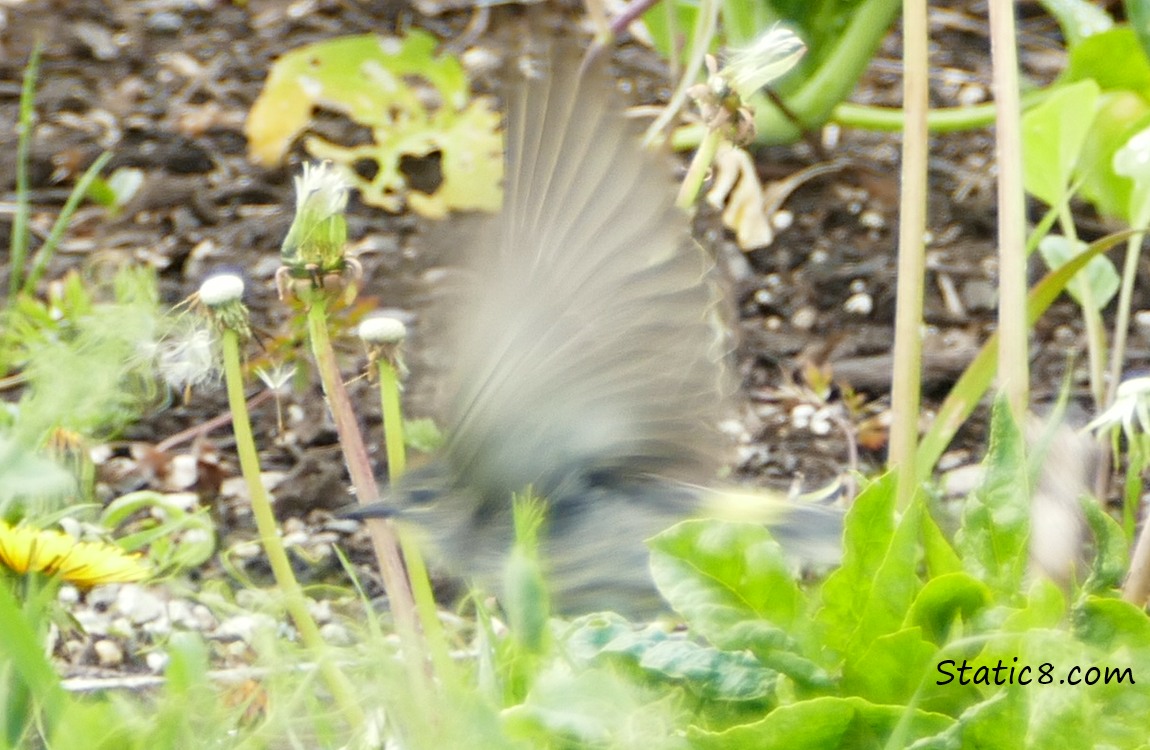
left=753, top=0, right=903, bottom=145
left=378, top=360, right=406, bottom=478
left=915, top=230, right=1139, bottom=480
left=376, top=358, right=458, bottom=686
left=23, top=151, right=112, bottom=294
left=670, top=87, right=1052, bottom=152
left=643, top=0, right=721, bottom=145
left=1106, top=221, right=1150, bottom=408
left=888, top=0, right=929, bottom=511
left=303, top=298, right=425, bottom=681
left=9, top=42, right=41, bottom=300
left=989, top=0, right=1029, bottom=418
left=218, top=326, right=365, bottom=729
left=676, top=127, right=722, bottom=210
left=1058, top=206, right=1107, bottom=410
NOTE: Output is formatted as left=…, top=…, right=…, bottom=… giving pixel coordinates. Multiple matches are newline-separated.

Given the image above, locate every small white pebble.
left=844, top=292, right=874, bottom=316
left=770, top=210, right=794, bottom=231
left=859, top=210, right=885, bottom=229
left=791, top=403, right=816, bottom=429
left=792, top=306, right=818, bottom=330
left=320, top=622, right=353, bottom=646
left=146, top=651, right=170, bottom=673
left=1135, top=309, right=1150, bottom=333
left=94, top=639, right=124, bottom=668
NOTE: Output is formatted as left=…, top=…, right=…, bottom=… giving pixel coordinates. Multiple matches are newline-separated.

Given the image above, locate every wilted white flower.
left=1087, top=376, right=1150, bottom=439
left=724, top=26, right=806, bottom=101
left=293, top=161, right=350, bottom=217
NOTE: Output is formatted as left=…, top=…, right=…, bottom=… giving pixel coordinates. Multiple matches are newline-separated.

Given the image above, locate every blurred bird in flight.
left=349, top=40, right=841, bottom=616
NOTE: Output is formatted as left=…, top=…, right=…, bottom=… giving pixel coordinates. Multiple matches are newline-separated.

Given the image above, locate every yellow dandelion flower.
left=0, top=523, right=151, bottom=588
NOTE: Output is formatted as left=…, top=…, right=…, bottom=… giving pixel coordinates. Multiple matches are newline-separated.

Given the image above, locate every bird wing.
left=439, top=45, right=732, bottom=501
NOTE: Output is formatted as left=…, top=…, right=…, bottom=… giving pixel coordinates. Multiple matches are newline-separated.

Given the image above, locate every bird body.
left=353, top=43, right=839, bottom=616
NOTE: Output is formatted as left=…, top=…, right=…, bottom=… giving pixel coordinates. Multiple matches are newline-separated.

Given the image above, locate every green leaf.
left=1021, top=79, right=1100, bottom=206
left=818, top=471, right=897, bottom=653
left=1063, top=27, right=1150, bottom=93
left=1113, top=122, right=1150, bottom=226
left=502, top=668, right=687, bottom=748
left=1001, top=577, right=1066, bottom=631
left=1037, top=235, right=1119, bottom=310
left=1080, top=494, right=1129, bottom=592
left=841, top=627, right=936, bottom=704
left=1076, top=90, right=1150, bottom=221
left=632, top=639, right=777, bottom=701
left=688, top=696, right=953, bottom=750
left=957, top=398, right=1030, bottom=598
left=906, top=572, right=992, bottom=645
left=649, top=520, right=802, bottom=633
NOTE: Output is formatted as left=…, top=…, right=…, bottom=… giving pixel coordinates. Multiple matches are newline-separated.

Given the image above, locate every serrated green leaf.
left=957, top=399, right=1030, bottom=598
left=818, top=471, right=897, bottom=652
left=1080, top=495, right=1129, bottom=592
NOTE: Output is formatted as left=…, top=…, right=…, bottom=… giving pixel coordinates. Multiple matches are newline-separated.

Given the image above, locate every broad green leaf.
left=688, top=696, right=953, bottom=749
left=1021, top=79, right=1099, bottom=206
left=649, top=520, right=802, bottom=631
left=841, top=627, right=936, bottom=704
left=847, top=499, right=924, bottom=654
left=1037, top=235, right=1119, bottom=310
left=818, top=471, right=897, bottom=653
left=631, top=639, right=777, bottom=701
left=502, top=668, right=687, bottom=749
left=906, top=572, right=992, bottom=645
left=1063, top=27, right=1150, bottom=93
left=1078, top=91, right=1150, bottom=221
left=957, top=398, right=1030, bottom=598
left=909, top=691, right=1022, bottom=750
left=920, top=509, right=962, bottom=578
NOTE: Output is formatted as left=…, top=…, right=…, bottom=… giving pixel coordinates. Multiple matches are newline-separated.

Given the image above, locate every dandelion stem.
left=219, top=325, right=365, bottom=728
left=376, top=356, right=458, bottom=685
left=304, top=298, right=428, bottom=692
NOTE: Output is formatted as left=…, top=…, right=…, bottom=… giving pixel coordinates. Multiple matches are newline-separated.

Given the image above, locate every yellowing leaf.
left=246, top=31, right=502, bottom=217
